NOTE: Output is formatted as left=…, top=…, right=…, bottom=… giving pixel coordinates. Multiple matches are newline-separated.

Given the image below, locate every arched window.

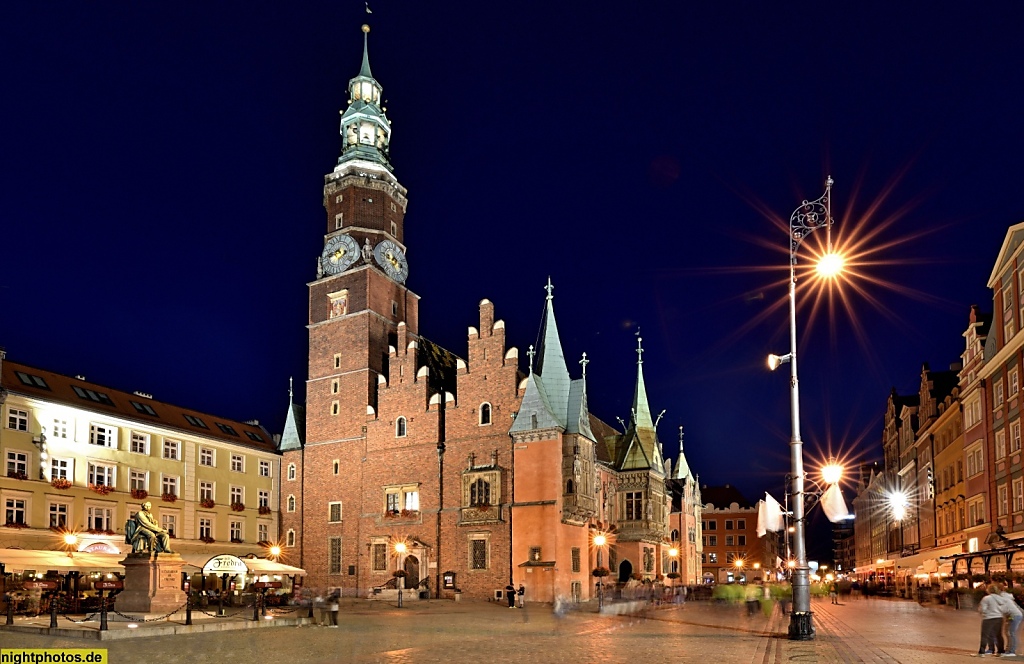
left=286, top=529, right=295, bottom=547
left=670, top=529, right=680, bottom=542
left=566, top=479, right=575, bottom=494
left=287, top=463, right=296, bottom=481
left=531, top=414, right=538, bottom=429
left=287, top=495, right=296, bottom=512
left=479, top=403, right=492, bottom=426
left=396, top=417, right=407, bottom=437
left=470, top=478, right=491, bottom=506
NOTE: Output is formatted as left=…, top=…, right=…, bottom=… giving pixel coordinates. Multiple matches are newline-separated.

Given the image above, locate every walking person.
left=828, top=579, right=839, bottom=604
left=998, top=584, right=1023, bottom=657
left=978, top=584, right=1007, bottom=657
left=505, top=583, right=517, bottom=609
left=328, top=591, right=339, bottom=628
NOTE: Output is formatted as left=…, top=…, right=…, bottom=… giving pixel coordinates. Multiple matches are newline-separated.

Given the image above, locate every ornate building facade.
left=278, top=27, right=702, bottom=601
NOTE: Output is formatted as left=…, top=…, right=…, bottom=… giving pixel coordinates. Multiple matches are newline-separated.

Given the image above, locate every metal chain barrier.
left=52, top=596, right=100, bottom=624
left=111, top=599, right=188, bottom=623
left=267, top=605, right=302, bottom=615
left=197, top=599, right=255, bottom=618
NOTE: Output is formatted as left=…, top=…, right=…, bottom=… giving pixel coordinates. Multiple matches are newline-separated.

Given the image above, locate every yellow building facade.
left=0, top=352, right=281, bottom=560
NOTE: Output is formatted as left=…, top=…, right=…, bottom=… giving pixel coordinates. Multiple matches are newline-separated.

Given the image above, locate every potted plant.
left=161, top=492, right=178, bottom=503
left=130, top=489, right=148, bottom=500
left=200, top=498, right=216, bottom=509
left=592, top=567, right=610, bottom=578
left=89, top=484, right=114, bottom=496
left=258, top=505, right=272, bottom=515
left=230, top=502, right=245, bottom=512
left=7, top=470, right=28, bottom=481
left=199, top=535, right=215, bottom=544
left=51, top=478, right=72, bottom=490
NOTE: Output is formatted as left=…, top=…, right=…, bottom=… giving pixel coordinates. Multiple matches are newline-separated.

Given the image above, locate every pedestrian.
left=744, top=581, right=761, bottom=616
left=328, top=591, right=339, bottom=628
left=828, top=580, right=839, bottom=605
left=506, top=583, right=517, bottom=609
left=998, top=584, right=1023, bottom=656
left=978, top=584, right=1006, bottom=657
left=517, top=584, right=525, bottom=608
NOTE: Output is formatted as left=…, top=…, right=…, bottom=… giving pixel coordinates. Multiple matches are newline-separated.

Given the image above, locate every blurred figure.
left=978, top=584, right=1006, bottom=657
left=745, top=582, right=761, bottom=616
left=997, top=583, right=1023, bottom=656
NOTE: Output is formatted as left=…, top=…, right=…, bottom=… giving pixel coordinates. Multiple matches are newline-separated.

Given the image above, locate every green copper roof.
left=359, top=24, right=373, bottom=79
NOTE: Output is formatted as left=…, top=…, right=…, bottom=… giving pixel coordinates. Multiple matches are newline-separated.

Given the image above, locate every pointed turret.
left=337, top=24, right=393, bottom=170
left=279, top=377, right=306, bottom=451
left=512, top=279, right=590, bottom=434
left=615, top=334, right=665, bottom=473
left=674, top=426, right=693, bottom=480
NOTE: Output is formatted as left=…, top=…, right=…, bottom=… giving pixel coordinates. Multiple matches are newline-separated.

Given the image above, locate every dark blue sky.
left=3, top=3, right=1022, bottom=546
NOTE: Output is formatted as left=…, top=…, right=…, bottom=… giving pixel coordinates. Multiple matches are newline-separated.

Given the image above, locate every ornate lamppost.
left=767, top=176, right=843, bottom=641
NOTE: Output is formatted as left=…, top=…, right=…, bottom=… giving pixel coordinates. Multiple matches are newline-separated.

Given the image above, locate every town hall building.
left=278, top=25, right=702, bottom=603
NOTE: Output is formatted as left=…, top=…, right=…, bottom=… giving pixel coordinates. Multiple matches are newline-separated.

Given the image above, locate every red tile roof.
left=3, top=359, right=277, bottom=453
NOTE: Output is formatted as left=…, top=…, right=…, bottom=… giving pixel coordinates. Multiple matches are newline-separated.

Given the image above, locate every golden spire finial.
left=362, top=24, right=370, bottom=34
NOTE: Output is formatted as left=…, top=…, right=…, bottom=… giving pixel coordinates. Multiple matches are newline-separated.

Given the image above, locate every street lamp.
left=268, top=545, right=282, bottom=560
left=734, top=558, right=745, bottom=583
left=767, top=176, right=841, bottom=641
left=394, top=541, right=407, bottom=608
left=593, top=533, right=608, bottom=610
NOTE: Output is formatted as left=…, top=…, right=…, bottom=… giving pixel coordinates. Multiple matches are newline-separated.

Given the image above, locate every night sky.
left=3, top=2, right=1023, bottom=555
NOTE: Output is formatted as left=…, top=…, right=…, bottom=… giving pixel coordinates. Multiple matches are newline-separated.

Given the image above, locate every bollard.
left=49, top=593, right=57, bottom=629
left=252, top=592, right=260, bottom=621
left=307, top=598, right=314, bottom=619
left=261, top=590, right=267, bottom=617
left=99, top=591, right=108, bottom=632
left=6, top=595, right=13, bottom=625
left=218, top=592, right=225, bottom=617
left=185, top=592, right=193, bottom=626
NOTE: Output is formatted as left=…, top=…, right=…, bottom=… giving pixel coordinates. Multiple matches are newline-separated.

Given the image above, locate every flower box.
left=230, top=538, right=244, bottom=544
left=130, top=489, right=148, bottom=500
left=7, top=471, right=29, bottom=481
left=200, top=499, right=216, bottom=509
left=89, top=484, right=114, bottom=496
left=161, top=492, right=178, bottom=503
left=199, top=536, right=215, bottom=544
left=50, top=478, right=72, bottom=490
left=3, top=521, right=29, bottom=529
left=230, top=502, right=245, bottom=512
left=258, top=505, right=271, bottom=515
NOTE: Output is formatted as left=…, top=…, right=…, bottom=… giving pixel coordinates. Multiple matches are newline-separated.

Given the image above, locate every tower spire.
left=359, top=24, right=373, bottom=78
left=632, top=332, right=654, bottom=429
left=338, top=24, right=392, bottom=170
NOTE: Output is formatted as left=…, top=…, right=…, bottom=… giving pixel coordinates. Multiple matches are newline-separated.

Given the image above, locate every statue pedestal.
left=116, top=553, right=187, bottom=615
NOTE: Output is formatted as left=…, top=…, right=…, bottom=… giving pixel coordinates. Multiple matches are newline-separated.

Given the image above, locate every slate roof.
left=3, top=359, right=276, bottom=452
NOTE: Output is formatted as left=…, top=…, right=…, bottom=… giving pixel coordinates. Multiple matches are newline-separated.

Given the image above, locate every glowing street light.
left=887, top=490, right=909, bottom=522
left=821, top=462, right=844, bottom=486
left=593, top=533, right=609, bottom=610
left=767, top=176, right=841, bottom=641
left=269, top=545, right=282, bottom=560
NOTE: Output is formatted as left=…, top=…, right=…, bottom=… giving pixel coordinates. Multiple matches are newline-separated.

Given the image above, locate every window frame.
left=7, top=408, right=29, bottom=432
left=329, top=501, right=343, bottom=523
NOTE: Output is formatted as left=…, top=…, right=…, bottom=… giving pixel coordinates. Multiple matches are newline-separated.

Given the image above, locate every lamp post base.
left=788, top=611, right=815, bottom=640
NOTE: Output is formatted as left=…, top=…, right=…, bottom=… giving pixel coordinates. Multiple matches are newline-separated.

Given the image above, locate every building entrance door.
left=618, top=560, right=633, bottom=584
left=404, top=555, right=420, bottom=590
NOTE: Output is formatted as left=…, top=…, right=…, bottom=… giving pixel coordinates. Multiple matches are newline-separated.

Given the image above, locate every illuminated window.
left=6, top=451, right=27, bottom=477
left=89, top=423, right=117, bottom=448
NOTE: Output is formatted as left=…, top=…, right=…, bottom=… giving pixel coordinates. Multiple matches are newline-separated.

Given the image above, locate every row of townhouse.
left=0, top=351, right=282, bottom=561
left=853, top=222, right=1024, bottom=593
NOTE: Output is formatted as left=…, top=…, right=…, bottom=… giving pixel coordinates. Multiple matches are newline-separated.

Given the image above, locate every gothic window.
left=288, top=463, right=296, bottom=481
left=396, top=417, right=407, bottom=437
left=625, top=492, right=642, bottom=520
left=287, top=495, right=296, bottom=512
left=670, top=529, right=680, bottom=541
left=479, top=403, right=492, bottom=426
left=566, top=479, right=574, bottom=494
left=286, top=529, right=295, bottom=547
left=643, top=548, right=654, bottom=573
left=470, top=536, right=488, bottom=570
left=470, top=479, right=490, bottom=506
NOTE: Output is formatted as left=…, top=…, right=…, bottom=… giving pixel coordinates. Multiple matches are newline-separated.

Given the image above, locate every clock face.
left=321, top=234, right=360, bottom=275
left=373, top=239, right=409, bottom=284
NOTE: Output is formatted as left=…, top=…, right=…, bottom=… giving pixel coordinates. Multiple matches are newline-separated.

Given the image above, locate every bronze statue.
left=126, top=502, right=174, bottom=554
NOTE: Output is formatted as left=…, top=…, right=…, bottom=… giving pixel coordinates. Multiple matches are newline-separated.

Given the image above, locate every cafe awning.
left=0, top=548, right=125, bottom=574
left=179, top=554, right=306, bottom=576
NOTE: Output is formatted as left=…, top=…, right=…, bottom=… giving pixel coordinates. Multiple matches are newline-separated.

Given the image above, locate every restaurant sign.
left=202, top=554, right=248, bottom=576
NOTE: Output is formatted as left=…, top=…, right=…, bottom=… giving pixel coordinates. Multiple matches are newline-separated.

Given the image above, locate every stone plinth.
left=116, top=552, right=187, bottom=614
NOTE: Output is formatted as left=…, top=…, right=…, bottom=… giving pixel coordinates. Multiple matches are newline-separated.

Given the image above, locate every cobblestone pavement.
left=0, top=595, right=985, bottom=662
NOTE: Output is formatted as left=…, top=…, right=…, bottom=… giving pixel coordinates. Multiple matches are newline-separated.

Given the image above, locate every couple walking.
left=977, top=584, right=1023, bottom=657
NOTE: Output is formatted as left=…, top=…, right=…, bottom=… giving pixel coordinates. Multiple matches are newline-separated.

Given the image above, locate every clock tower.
left=282, top=25, right=422, bottom=576
left=309, top=24, right=418, bottom=440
